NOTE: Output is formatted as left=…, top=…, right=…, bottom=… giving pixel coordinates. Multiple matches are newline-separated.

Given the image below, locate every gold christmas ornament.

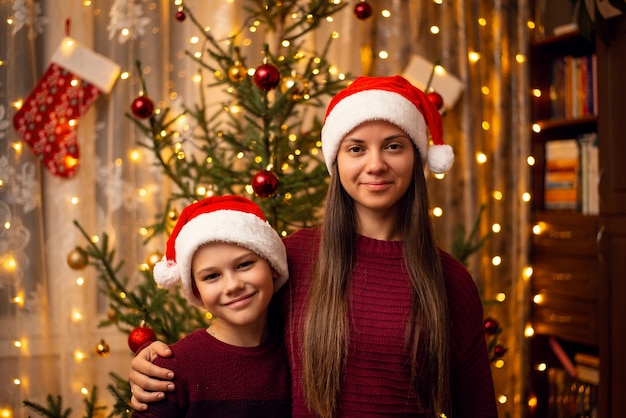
left=228, top=62, right=247, bottom=83
left=95, top=339, right=111, bottom=358
left=107, top=308, right=118, bottom=322
left=281, top=74, right=309, bottom=101
left=67, top=248, right=89, bottom=270
left=145, top=250, right=163, bottom=270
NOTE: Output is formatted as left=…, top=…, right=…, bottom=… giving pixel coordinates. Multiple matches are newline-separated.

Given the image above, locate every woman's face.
left=335, top=119, right=415, bottom=217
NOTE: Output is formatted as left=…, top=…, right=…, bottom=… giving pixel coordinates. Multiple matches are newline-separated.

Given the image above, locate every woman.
left=130, top=75, right=497, bottom=417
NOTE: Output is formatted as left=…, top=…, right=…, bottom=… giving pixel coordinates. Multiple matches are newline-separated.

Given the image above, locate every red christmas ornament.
left=492, top=344, right=508, bottom=359
left=128, top=326, right=157, bottom=353
left=251, top=170, right=279, bottom=197
left=354, top=1, right=373, bottom=19
left=175, top=10, right=186, bottom=21
left=131, top=96, right=154, bottom=119
left=253, top=63, right=281, bottom=91
left=483, top=317, right=499, bottom=335
left=426, top=91, right=444, bottom=111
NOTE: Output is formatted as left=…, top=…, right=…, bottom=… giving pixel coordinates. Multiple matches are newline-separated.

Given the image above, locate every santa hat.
left=321, top=75, right=454, bottom=174
left=153, top=195, right=288, bottom=308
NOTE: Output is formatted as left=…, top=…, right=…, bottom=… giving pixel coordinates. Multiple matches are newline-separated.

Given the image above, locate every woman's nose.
left=365, top=150, right=387, bottom=172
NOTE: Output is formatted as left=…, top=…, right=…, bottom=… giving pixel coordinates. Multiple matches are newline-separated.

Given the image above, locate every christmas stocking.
left=13, top=37, right=120, bottom=177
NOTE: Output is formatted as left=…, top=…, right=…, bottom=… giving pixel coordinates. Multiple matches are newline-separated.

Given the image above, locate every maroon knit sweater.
left=131, top=329, right=291, bottom=418
left=280, top=228, right=498, bottom=417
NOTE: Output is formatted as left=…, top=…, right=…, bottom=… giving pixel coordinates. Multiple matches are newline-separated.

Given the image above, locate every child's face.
left=191, top=242, right=275, bottom=332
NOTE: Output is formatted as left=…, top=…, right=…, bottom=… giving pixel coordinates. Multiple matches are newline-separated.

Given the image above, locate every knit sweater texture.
left=280, top=227, right=498, bottom=417
left=131, top=329, right=291, bottom=418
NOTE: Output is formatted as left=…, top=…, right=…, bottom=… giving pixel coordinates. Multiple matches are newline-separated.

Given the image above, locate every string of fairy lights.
left=0, top=1, right=537, bottom=416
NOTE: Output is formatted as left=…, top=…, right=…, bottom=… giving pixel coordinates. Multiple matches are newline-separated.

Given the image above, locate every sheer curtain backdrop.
left=0, top=1, right=530, bottom=417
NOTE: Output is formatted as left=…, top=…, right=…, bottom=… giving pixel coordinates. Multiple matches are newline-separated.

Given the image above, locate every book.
left=544, top=139, right=580, bottom=210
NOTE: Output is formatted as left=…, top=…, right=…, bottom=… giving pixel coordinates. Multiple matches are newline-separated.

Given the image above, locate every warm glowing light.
left=120, top=72, right=129, bottom=80
left=493, top=191, right=503, bottom=201
left=532, top=123, right=541, bottom=133
left=522, top=192, right=531, bottom=202
left=12, top=142, right=21, bottom=152
left=129, top=149, right=141, bottom=161
left=74, top=350, right=86, bottom=362
left=482, top=121, right=490, bottom=130
left=81, top=387, right=89, bottom=395
left=381, top=9, right=391, bottom=17
left=137, top=188, right=147, bottom=198
left=237, top=152, right=245, bottom=159
left=282, top=40, right=290, bottom=47
left=14, top=340, right=22, bottom=348
left=492, top=256, right=502, bottom=266
left=536, top=362, right=547, bottom=372
left=205, top=311, right=213, bottom=320
left=494, top=359, right=505, bottom=368
left=76, top=277, right=85, bottom=286
left=532, top=223, right=543, bottom=235
left=70, top=196, right=79, bottom=205
left=481, top=86, right=490, bottom=95
left=432, top=207, right=443, bottom=217
left=498, top=395, right=508, bottom=404
left=13, top=378, right=20, bottom=385
left=527, top=155, right=536, bottom=166
left=527, top=21, right=536, bottom=29
left=492, top=223, right=501, bottom=233
left=120, top=292, right=127, bottom=299
left=430, top=26, right=440, bottom=34
left=0, top=407, right=12, bottom=417
left=13, top=295, right=24, bottom=306
left=478, top=18, right=487, bottom=26
left=524, top=266, right=533, bottom=279
left=532, top=88, right=541, bottom=97
left=516, top=54, right=526, bottom=63
left=533, top=294, right=543, bottom=304
left=434, top=172, right=445, bottom=180
left=72, top=310, right=83, bottom=321
left=378, top=50, right=389, bottom=59
left=468, top=51, right=481, bottom=62
left=496, top=293, right=506, bottom=302
left=4, top=222, right=10, bottom=230
left=2, top=254, right=17, bottom=272
left=196, top=186, right=207, bottom=196
left=476, top=152, right=487, bottom=164
left=525, top=325, right=535, bottom=337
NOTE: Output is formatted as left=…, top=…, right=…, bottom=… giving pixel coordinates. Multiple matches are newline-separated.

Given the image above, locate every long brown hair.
left=301, top=148, right=450, bottom=417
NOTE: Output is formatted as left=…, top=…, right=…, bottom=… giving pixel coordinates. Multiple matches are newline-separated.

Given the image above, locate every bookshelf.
left=528, top=12, right=626, bottom=418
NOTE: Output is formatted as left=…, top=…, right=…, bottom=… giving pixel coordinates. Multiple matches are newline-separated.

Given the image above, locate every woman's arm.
left=129, top=341, right=175, bottom=411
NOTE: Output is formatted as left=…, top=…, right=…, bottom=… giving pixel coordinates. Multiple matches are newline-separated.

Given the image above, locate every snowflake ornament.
left=107, top=0, right=151, bottom=44
left=12, top=0, right=48, bottom=39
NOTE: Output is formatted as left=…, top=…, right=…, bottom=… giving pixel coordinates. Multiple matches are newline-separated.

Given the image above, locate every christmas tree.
left=25, top=1, right=353, bottom=416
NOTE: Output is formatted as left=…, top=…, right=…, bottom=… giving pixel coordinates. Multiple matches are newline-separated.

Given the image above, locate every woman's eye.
left=386, top=142, right=403, bottom=150
left=347, top=145, right=362, bottom=153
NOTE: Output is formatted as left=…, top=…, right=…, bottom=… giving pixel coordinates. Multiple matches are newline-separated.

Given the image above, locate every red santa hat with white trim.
left=321, top=75, right=454, bottom=174
left=153, top=195, right=288, bottom=308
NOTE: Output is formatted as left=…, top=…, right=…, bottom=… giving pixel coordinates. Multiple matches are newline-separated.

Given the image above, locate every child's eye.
left=202, top=272, right=220, bottom=281
left=237, top=260, right=255, bottom=270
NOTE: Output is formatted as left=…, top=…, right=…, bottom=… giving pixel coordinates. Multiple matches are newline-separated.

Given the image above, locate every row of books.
left=543, top=133, right=598, bottom=214
left=546, top=339, right=599, bottom=418
left=549, top=54, right=597, bottom=120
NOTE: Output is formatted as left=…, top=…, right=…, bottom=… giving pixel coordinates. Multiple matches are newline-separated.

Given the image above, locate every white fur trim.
left=153, top=257, right=182, bottom=289
left=51, top=37, right=121, bottom=93
left=428, top=144, right=455, bottom=174
left=321, top=89, right=428, bottom=173
left=165, top=210, right=288, bottom=307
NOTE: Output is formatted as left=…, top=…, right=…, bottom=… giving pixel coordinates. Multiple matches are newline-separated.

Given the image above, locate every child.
left=131, top=195, right=291, bottom=417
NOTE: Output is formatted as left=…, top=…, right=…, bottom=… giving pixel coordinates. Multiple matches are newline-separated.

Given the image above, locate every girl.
left=131, top=195, right=291, bottom=417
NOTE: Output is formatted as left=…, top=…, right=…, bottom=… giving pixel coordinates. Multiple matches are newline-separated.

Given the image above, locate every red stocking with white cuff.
left=13, top=37, right=120, bottom=177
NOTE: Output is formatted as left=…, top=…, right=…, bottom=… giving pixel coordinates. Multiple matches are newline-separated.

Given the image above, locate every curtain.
left=0, top=1, right=530, bottom=417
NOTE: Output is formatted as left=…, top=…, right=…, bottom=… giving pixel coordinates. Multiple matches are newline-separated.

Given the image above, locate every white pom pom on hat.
left=153, top=195, right=289, bottom=308
left=321, top=75, right=454, bottom=174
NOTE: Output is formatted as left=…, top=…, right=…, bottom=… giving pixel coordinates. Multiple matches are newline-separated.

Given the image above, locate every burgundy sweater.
left=131, top=329, right=291, bottom=418
left=279, top=228, right=498, bottom=417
